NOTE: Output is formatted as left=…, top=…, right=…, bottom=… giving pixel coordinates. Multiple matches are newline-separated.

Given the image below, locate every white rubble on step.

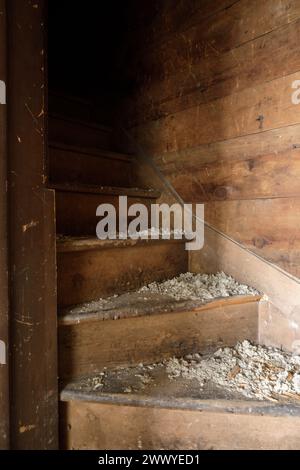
left=139, top=271, right=259, bottom=301
left=165, top=340, right=300, bottom=401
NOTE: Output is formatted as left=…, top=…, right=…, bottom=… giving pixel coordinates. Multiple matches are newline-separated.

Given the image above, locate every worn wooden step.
left=48, top=142, right=134, bottom=187
left=60, top=360, right=300, bottom=450
left=57, top=237, right=188, bottom=307
left=58, top=294, right=260, bottom=381
left=48, top=114, right=112, bottom=150
left=52, top=183, right=160, bottom=235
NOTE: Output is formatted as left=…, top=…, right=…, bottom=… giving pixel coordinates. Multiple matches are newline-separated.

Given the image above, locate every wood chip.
left=228, top=365, right=241, bottom=379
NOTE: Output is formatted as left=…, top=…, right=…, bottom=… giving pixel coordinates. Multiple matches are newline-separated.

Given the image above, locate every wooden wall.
left=121, top=0, right=300, bottom=278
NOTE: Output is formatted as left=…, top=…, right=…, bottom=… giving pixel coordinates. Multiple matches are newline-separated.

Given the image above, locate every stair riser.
left=57, top=241, right=187, bottom=306
left=49, top=116, right=111, bottom=150
left=56, top=192, right=157, bottom=235
left=49, top=147, right=133, bottom=187
left=49, top=94, right=97, bottom=123
left=59, top=300, right=259, bottom=380
left=60, top=401, right=300, bottom=450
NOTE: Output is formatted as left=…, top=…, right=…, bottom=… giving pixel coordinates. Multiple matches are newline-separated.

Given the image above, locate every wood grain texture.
left=167, top=147, right=300, bottom=202
left=58, top=296, right=259, bottom=380
left=60, top=400, right=300, bottom=449
left=119, top=0, right=300, bottom=278
left=57, top=239, right=187, bottom=306
left=0, top=0, right=9, bottom=450
left=259, top=300, right=300, bottom=353
left=49, top=143, right=134, bottom=187
left=127, top=0, right=300, bottom=88
left=55, top=186, right=158, bottom=235
left=125, top=0, right=237, bottom=52
left=132, top=71, right=300, bottom=156
left=49, top=115, right=112, bottom=149
left=202, top=198, right=300, bottom=277
left=8, top=0, right=58, bottom=449
left=125, top=9, right=300, bottom=124
left=189, top=224, right=300, bottom=349
left=154, top=124, right=300, bottom=199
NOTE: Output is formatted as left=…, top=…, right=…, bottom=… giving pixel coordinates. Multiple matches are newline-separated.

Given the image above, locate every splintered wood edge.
left=58, top=294, right=262, bottom=326
left=56, top=236, right=187, bottom=252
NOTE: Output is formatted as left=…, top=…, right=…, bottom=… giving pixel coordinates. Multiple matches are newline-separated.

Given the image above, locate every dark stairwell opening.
left=48, top=0, right=134, bottom=126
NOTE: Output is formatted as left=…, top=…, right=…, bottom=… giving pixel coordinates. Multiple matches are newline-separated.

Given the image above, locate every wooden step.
left=49, top=92, right=102, bottom=124
left=60, top=360, right=300, bottom=450
left=57, top=237, right=188, bottom=307
left=48, top=114, right=112, bottom=150
left=58, top=294, right=260, bottom=381
left=52, top=183, right=161, bottom=236
left=48, top=142, right=134, bottom=187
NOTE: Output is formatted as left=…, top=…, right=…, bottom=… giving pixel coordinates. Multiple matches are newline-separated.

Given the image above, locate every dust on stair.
left=67, top=271, right=259, bottom=315
left=138, top=271, right=259, bottom=301
left=71, top=341, right=300, bottom=403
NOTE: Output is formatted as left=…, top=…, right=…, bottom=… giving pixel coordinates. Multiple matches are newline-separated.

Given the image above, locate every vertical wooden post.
left=7, top=0, right=58, bottom=449
left=0, top=0, right=9, bottom=450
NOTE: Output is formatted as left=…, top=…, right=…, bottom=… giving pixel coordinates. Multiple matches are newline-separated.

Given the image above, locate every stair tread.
left=50, top=182, right=161, bottom=198
left=60, top=363, right=300, bottom=416
left=49, top=112, right=112, bottom=133
left=49, top=141, right=133, bottom=162
left=59, top=291, right=261, bottom=324
left=57, top=235, right=185, bottom=252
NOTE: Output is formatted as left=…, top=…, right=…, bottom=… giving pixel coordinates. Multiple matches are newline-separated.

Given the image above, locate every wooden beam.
left=0, top=0, right=9, bottom=450
left=7, top=0, right=58, bottom=449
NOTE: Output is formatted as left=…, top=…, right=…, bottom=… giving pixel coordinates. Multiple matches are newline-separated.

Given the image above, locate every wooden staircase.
left=48, top=101, right=300, bottom=450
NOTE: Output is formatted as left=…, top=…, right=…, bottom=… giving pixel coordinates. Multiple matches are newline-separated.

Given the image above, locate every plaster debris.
left=165, top=341, right=300, bottom=401
left=116, top=227, right=188, bottom=240
left=134, top=227, right=187, bottom=238
left=71, top=341, right=300, bottom=403
left=66, top=272, right=259, bottom=317
left=68, top=297, right=109, bottom=315
left=139, top=271, right=259, bottom=301
left=80, top=373, right=107, bottom=391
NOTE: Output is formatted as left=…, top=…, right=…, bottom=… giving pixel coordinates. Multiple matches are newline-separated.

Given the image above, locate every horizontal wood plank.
left=202, top=198, right=300, bottom=277
left=127, top=0, right=300, bottom=88
left=49, top=144, right=134, bottom=187
left=125, top=18, right=300, bottom=124
left=55, top=188, right=159, bottom=235
left=59, top=297, right=259, bottom=380
left=167, top=147, right=300, bottom=201
left=57, top=239, right=187, bottom=306
left=60, top=400, right=300, bottom=449
left=132, top=71, right=300, bottom=156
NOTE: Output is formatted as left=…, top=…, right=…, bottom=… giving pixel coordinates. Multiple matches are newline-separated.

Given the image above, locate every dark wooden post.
left=0, top=0, right=9, bottom=450
left=7, top=0, right=58, bottom=449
